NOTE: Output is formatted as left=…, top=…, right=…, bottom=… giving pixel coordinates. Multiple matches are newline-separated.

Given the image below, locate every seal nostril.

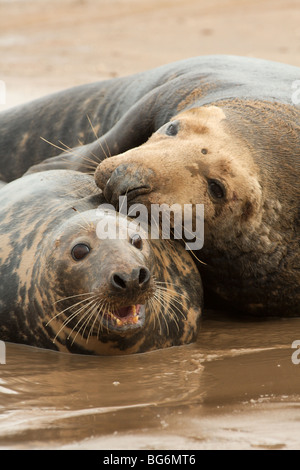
left=111, top=268, right=150, bottom=292
left=139, top=267, right=150, bottom=287
left=112, top=273, right=127, bottom=290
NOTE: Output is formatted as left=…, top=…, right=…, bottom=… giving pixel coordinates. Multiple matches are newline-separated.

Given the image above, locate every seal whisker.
left=154, top=284, right=187, bottom=331
left=154, top=288, right=182, bottom=324
left=155, top=289, right=187, bottom=312
left=153, top=281, right=190, bottom=303
left=66, top=303, right=96, bottom=342
left=86, top=114, right=111, bottom=160
left=58, top=298, right=97, bottom=327
left=51, top=298, right=97, bottom=342
left=48, top=294, right=99, bottom=326
left=147, top=297, right=161, bottom=334
left=58, top=140, right=100, bottom=169
left=185, top=246, right=207, bottom=266
left=48, top=300, right=95, bottom=329
left=83, top=300, right=105, bottom=343
left=152, top=292, right=171, bottom=335
left=101, top=136, right=112, bottom=159
left=40, top=136, right=98, bottom=171
left=40, top=136, right=71, bottom=155
left=163, top=302, right=181, bottom=332
left=166, top=224, right=207, bottom=267
left=54, top=292, right=98, bottom=305
left=94, top=299, right=105, bottom=333
left=181, top=225, right=207, bottom=266
left=148, top=296, right=161, bottom=334
left=101, top=300, right=111, bottom=334
left=98, top=300, right=110, bottom=336
left=88, top=299, right=103, bottom=340
left=96, top=302, right=106, bottom=338
left=155, top=285, right=184, bottom=305
left=69, top=300, right=100, bottom=345
left=155, top=288, right=186, bottom=322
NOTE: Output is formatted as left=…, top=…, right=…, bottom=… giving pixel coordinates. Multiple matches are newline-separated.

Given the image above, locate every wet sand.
left=0, top=312, right=300, bottom=450
left=0, top=0, right=300, bottom=451
left=1, top=0, right=300, bottom=110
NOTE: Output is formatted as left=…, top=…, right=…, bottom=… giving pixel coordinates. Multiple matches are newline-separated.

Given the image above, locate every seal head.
left=0, top=170, right=203, bottom=354
left=95, top=103, right=300, bottom=316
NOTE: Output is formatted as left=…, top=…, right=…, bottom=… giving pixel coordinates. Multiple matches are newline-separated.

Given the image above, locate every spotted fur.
left=0, top=170, right=202, bottom=355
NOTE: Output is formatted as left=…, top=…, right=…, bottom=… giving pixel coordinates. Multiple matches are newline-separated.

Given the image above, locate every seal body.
left=0, top=170, right=202, bottom=355
left=1, top=55, right=300, bottom=180
left=0, top=55, right=299, bottom=317
left=88, top=58, right=299, bottom=317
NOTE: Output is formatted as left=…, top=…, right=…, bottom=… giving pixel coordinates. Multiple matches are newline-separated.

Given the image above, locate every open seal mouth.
left=103, top=304, right=146, bottom=330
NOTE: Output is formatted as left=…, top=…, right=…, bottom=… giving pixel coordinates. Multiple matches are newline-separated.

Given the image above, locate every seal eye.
left=71, top=243, right=90, bottom=261
left=130, top=234, right=143, bottom=250
left=208, top=179, right=226, bottom=200
left=165, top=122, right=178, bottom=136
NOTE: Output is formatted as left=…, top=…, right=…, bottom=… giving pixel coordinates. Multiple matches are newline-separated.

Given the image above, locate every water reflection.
left=0, top=311, right=299, bottom=449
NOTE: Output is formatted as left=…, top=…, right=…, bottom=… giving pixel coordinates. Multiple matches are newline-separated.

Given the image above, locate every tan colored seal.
left=95, top=101, right=300, bottom=316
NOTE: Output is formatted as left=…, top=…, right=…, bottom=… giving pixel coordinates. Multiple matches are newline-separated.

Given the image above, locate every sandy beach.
left=1, top=0, right=300, bottom=109
left=0, top=0, right=300, bottom=451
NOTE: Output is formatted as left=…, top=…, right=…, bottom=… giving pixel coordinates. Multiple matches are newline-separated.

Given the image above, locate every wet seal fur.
left=0, top=170, right=202, bottom=355
left=0, top=55, right=299, bottom=316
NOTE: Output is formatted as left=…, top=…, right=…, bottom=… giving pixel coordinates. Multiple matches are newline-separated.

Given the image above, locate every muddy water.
left=0, top=311, right=299, bottom=450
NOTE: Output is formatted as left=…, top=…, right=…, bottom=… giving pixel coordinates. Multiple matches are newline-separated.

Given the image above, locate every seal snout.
left=110, top=266, right=151, bottom=293
left=98, top=162, right=154, bottom=207
left=98, top=265, right=152, bottom=329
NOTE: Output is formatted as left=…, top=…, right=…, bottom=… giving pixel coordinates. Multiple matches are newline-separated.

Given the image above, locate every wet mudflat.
left=0, top=311, right=299, bottom=450
left=1, top=0, right=300, bottom=451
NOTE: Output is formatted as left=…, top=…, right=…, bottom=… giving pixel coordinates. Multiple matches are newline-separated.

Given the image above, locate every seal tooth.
left=132, top=314, right=139, bottom=324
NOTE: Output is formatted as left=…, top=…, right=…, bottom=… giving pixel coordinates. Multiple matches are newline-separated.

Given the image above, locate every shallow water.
left=0, top=310, right=300, bottom=450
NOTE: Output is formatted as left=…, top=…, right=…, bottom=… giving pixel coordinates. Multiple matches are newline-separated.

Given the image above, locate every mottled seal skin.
left=1, top=56, right=299, bottom=316
left=0, top=170, right=202, bottom=355
left=1, top=55, right=300, bottom=181
left=95, top=105, right=300, bottom=317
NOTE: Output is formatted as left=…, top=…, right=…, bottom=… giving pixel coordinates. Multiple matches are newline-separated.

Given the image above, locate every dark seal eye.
left=165, top=121, right=179, bottom=136
left=71, top=243, right=90, bottom=261
left=130, top=234, right=143, bottom=250
left=208, top=179, right=226, bottom=200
